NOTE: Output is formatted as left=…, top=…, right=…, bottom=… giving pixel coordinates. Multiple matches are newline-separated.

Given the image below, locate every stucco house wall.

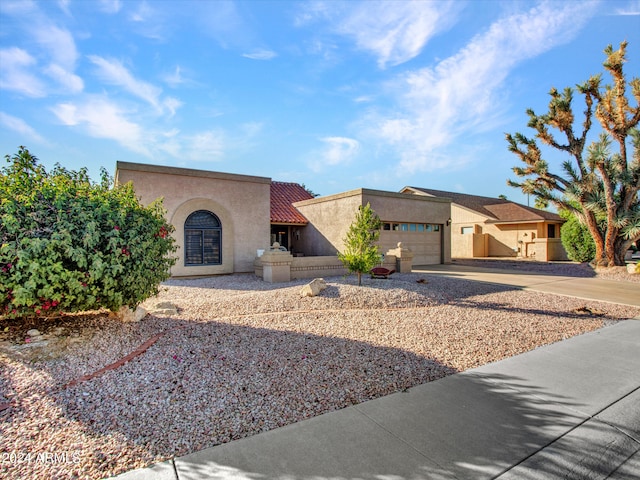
left=294, top=188, right=452, bottom=265
left=454, top=218, right=566, bottom=259
left=293, top=190, right=363, bottom=256
left=402, top=187, right=566, bottom=261
left=449, top=207, right=486, bottom=258
left=115, top=162, right=271, bottom=276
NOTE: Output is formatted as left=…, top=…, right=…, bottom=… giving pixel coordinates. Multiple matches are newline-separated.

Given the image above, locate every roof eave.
left=486, top=219, right=565, bottom=225
left=270, top=220, right=309, bottom=225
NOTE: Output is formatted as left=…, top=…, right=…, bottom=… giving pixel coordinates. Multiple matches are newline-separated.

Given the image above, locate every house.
left=400, top=187, right=568, bottom=261
left=115, top=162, right=453, bottom=277
left=294, top=188, right=451, bottom=265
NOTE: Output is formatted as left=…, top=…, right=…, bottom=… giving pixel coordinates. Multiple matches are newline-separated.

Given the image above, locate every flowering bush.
left=1, top=147, right=177, bottom=319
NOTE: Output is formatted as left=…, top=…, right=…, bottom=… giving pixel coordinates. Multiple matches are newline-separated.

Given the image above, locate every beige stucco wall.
left=401, top=190, right=568, bottom=260
left=532, top=238, right=569, bottom=261
left=294, top=189, right=451, bottom=265
left=453, top=218, right=566, bottom=259
left=115, top=162, right=270, bottom=275
left=294, top=191, right=362, bottom=256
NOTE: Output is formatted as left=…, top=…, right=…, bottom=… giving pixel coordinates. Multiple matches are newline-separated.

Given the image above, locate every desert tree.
left=338, top=203, right=382, bottom=286
left=506, top=41, right=640, bottom=266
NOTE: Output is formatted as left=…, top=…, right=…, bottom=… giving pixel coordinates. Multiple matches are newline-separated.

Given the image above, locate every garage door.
left=380, top=224, right=443, bottom=265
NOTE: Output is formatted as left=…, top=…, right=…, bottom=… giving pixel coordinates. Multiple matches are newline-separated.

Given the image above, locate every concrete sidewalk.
left=111, top=268, right=640, bottom=480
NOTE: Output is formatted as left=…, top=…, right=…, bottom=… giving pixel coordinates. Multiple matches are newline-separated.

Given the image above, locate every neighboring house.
left=115, top=162, right=453, bottom=276
left=400, top=187, right=568, bottom=261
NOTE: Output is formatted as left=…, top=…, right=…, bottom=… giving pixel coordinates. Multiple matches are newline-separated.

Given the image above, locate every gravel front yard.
left=1, top=264, right=639, bottom=479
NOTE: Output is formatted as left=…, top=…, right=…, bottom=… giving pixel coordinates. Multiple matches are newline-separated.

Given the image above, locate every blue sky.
left=1, top=1, right=639, bottom=205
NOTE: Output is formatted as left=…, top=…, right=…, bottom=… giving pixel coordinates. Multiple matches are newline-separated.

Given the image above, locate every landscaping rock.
left=300, top=278, right=327, bottom=297
left=27, top=329, right=41, bottom=337
left=115, top=305, right=148, bottom=322
left=151, top=301, right=179, bottom=315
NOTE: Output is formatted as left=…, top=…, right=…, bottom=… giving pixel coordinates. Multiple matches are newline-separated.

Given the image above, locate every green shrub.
left=1, top=147, right=176, bottom=319
left=561, top=213, right=596, bottom=263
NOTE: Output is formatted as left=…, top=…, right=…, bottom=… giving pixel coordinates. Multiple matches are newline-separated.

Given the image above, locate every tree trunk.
left=583, top=209, right=607, bottom=266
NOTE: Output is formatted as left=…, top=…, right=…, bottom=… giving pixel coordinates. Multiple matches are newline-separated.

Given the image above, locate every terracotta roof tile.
left=406, top=187, right=564, bottom=223
left=271, top=182, right=314, bottom=224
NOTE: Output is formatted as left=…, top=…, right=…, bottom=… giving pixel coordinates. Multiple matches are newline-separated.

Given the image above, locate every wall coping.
left=115, top=161, right=271, bottom=185
left=293, top=188, right=452, bottom=208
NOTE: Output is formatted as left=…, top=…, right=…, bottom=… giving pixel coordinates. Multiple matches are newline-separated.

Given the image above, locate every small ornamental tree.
left=338, top=203, right=382, bottom=286
left=0, top=147, right=177, bottom=320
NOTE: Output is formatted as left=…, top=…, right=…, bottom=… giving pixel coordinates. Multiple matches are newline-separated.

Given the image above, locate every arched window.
left=184, top=210, right=222, bottom=265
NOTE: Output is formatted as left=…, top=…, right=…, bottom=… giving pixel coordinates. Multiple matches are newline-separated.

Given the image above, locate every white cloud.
left=614, top=0, right=640, bottom=15
left=57, top=0, right=72, bottom=16
left=98, top=0, right=122, bottom=14
left=127, top=1, right=168, bottom=40
left=33, top=23, right=78, bottom=69
left=0, top=47, right=46, bottom=97
left=130, top=0, right=153, bottom=22
left=157, top=129, right=226, bottom=161
left=35, top=22, right=83, bottom=94
left=190, top=131, right=225, bottom=159
left=0, top=112, right=46, bottom=144
left=293, top=1, right=331, bottom=26
left=162, top=97, right=183, bottom=117
left=88, top=55, right=180, bottom=115
left=163, top=66, right=184, bottom=87
left=242, top=50, right=277, bottom=60
left=366, top=1, right=598, bottom=172
left=52, top=96, right=150, bottom=156
left=337, top=1, right=460, bottom=68
left=241, top=122, right=264, bottom=137
left=194, top=1, right=250, bottom=50
left=320, top=136, right=360, bottom=167
left=1, top=3, right=82, bottom=95
left=49, top=95, right=229, bottom=161
left=296, top=1, right=461, bottom=68
left=44, top=64, right=84, bottom=94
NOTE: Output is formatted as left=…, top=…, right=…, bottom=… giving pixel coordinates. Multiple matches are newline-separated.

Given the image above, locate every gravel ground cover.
left=1, top=265, right=639, bottom=479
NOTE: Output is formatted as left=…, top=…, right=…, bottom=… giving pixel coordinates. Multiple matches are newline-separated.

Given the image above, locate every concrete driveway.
left=413, top=263, right=640, bottom=307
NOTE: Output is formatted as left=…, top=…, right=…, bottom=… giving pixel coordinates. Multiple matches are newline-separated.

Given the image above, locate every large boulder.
left=300, top=278, right=328, bottom=297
